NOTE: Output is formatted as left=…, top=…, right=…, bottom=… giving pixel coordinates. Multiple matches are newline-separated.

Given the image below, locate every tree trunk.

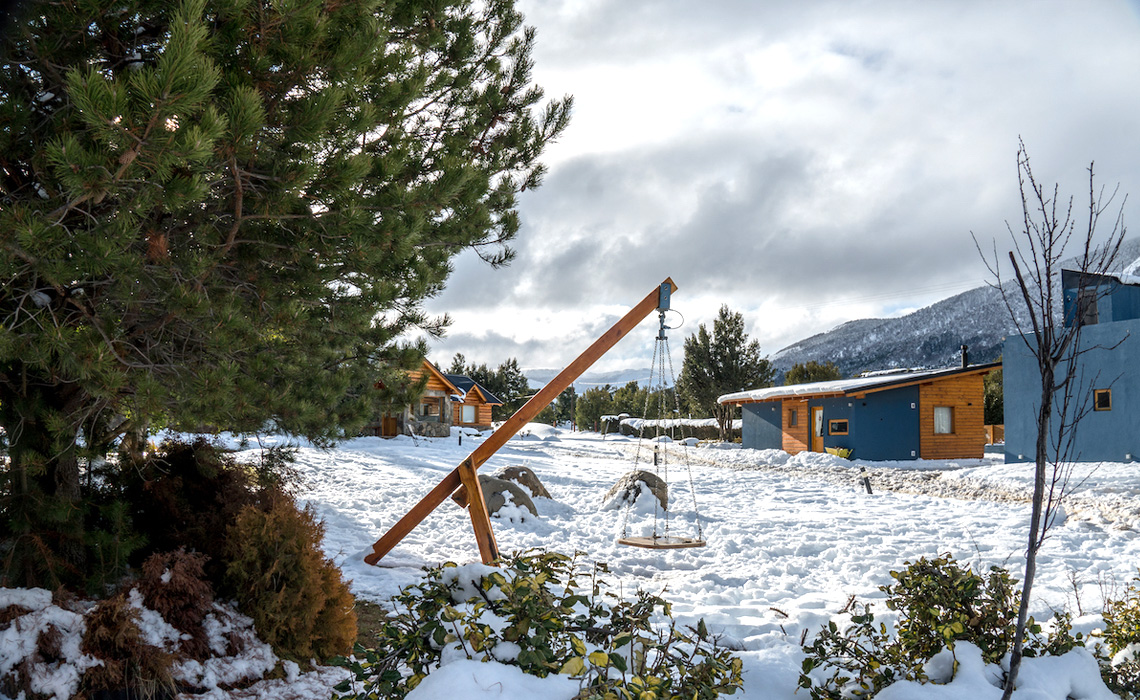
left=1, top=385, right=88, bottom=588
left=1003, top=363, right=1053, bottom=699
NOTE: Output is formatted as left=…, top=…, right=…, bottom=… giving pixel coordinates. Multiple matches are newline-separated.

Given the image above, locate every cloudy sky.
left=421, top=0, right=1140, bottom=375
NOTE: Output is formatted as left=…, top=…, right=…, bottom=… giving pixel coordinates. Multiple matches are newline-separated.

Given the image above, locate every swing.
left=617, top=290, right=706, bottom=550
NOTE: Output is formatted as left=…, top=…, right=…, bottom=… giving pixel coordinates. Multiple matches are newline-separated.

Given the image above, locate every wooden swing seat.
left=617, top=535, right=706, bottom=550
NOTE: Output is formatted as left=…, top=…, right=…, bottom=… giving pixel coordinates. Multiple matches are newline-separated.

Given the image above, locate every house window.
left=461, top=404, right=477, bottom=423
left=1094, top=389, right=1112, bottom=411
left=934, top=406, right=954, bottom=434
left=1077, top=288, right=1099, bottom=326
left=420, top=397, right=442, bottom=421
left=788, top=408, right=798, bottom=427
left=828, top=419, right=849, bottom=435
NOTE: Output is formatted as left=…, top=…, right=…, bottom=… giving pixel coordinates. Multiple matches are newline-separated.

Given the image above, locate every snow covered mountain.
left=771, top=237, right=1140, bottom=379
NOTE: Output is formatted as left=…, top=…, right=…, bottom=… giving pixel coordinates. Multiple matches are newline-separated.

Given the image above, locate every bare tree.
left=976, top=140, right=1127, bottom=698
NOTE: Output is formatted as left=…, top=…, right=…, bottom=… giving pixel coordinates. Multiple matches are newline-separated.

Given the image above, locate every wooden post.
left=364, top=278, right=677, bottom=566
left=458, top=457, right=498, bottom=562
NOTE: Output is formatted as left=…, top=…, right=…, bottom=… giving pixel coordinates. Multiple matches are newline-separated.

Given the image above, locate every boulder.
left=452, top=474, right=538, bottom=517
left=603, top=470, right=667, bottom=511
left=494, top=466, right=552, bottom=500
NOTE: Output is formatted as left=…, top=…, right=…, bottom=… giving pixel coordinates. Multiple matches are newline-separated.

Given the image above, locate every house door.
left=380, top=414, right=399, bottom=438
left=811, top=407, right=824, bottom=452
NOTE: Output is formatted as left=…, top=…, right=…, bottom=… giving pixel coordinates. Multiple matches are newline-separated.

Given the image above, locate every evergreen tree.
left=553, top=385, right=576, bottom=426
left=574, top=385, right=614, bottom=432
left=611, top=380, right=647, bottom=417
left=984, top=365, right=1003, bottom=426
left=0, top=0, right=570, bottom=587
left=678, top=305, right=773, bottom=441
left=446, top=353, right=468, bottom=376
left=492, top=357, right=531, bottom=419
left=784, top=360, right=843, bottom=385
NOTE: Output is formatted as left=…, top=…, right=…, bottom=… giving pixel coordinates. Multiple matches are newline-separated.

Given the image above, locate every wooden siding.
left=782, top=399, right=810, bottom=454
left=408, top=368, right=454, bottom=394
left=455, top=402, right=494, bottom=428
left=919, top=374, right=986, bottom=459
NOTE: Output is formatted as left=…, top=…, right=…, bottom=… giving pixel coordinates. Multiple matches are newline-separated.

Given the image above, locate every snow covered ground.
left=251, top=425, right=1139, bottom=699
left=6, top=426, right=1138, bottom=699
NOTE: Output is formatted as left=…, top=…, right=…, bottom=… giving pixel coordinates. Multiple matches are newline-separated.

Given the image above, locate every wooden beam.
left=458, top=458, right=498, bottom=562
left=364, top=278, right=678, bottom=566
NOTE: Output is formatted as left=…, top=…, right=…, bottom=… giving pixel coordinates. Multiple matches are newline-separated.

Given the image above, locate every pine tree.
left=784, top=360, right=843, bottom=385
left=0, top=0, right=570, bottom=587
left=678, top=306, right=774, bottom=441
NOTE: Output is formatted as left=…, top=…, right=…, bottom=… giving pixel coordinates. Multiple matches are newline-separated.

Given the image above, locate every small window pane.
left=1094, top=389, right=1112, bottom=411
left=788, top=408, right=798, bottom=427
left=934, top=406, right=953, bottom=434
left=828, top=419, right=849, bottom=435
left=462, top=405, right=476, bottom=423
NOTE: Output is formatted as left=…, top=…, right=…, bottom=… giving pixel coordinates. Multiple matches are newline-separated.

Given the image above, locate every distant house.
left=718, top=360, right=1000, bottom=461
left=366, top=359, right=503, bottom=438
left=1003, top=263, right=1140, bottom=463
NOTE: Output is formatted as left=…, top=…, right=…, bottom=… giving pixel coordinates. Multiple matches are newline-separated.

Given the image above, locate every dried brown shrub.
left=137, top=549, right=214, bottom=659
left=79, top=592, right=175, bottom=697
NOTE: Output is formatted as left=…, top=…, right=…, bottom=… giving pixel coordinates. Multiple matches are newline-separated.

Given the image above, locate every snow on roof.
left=1067, top=256, right=1140, bottom=287
left=718, top=364, right=995, bottom=405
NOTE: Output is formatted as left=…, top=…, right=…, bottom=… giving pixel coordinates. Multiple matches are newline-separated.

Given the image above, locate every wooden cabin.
left=718, top=362, right=1000, bottom=461
left=367, top=359, right=503, bottom=438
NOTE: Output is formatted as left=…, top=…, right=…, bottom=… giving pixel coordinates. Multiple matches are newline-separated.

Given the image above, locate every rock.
left=604, top=470, right=667, bottom=511
left=452, top=474, right=538, bottom=517
left=494, top=466, right=552, bottom=500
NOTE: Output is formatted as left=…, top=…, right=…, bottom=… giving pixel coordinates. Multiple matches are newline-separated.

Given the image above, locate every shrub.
left=224, top=496, right=356, bottom=663
left=79, top=591, right=176, bottom=698
left=136, top=549, right=215, bottom=660
left=123, top=439, right=262, bottom=587
left=1101, top=571, right=1140, bottom=698
left=798, top=554, right=1079, bottom=699
left=333, top=549, right=743, bottom=699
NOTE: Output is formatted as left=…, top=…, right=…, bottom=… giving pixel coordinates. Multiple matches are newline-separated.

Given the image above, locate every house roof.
left=1064, top=256, right=1140, bottom=288
left=718, top=362, right=1001, bottom=405
left=444, top=374, right=504, bottom=405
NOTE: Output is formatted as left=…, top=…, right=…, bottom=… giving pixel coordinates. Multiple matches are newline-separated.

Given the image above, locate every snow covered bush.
left=333, top=549, right=743, bottom=699
left=798, top=554, right=1082, bottom=699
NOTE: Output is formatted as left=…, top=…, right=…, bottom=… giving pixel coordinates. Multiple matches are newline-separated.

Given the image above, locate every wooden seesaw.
left=364, top=278, right=678, bottom=566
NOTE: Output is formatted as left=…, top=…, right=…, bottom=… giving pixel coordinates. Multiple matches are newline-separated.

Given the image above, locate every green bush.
left=225, top=495, right=357, bottom=663
left=798, top=554, right=1081, bottom=699
left=1101, top=571, right=1140, bottom=698
left=333, top=549, right=743, bottom=699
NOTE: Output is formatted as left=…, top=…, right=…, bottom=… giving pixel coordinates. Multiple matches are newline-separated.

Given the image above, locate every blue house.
left=1003, top=262, right=1140, bottom=463
left=719, top=361, right=999, bottom=461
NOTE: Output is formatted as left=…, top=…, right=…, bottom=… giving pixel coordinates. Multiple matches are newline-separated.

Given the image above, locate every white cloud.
left=422, top=0, right=1140, bottom=376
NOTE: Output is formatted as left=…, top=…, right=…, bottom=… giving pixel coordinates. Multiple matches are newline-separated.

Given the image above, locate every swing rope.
left=619, top=309, right=705, bottom=549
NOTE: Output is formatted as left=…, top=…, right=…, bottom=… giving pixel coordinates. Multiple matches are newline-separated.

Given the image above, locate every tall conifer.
left=0, top=0, right=570, bottom=586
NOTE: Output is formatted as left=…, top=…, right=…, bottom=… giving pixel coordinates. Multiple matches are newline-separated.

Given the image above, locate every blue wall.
left=739, top=386, right=922, bottom=461
left=742, top=403, right=783, bottom=449
left=1063, top=272, right=1140, bottom=325
left=810, top=388, right=920, bottom=461
left=1004, top=317, right=1140, bottom=463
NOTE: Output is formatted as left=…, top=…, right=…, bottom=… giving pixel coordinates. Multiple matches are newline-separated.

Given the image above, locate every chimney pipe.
left=961, top=344, right=969, bottom=369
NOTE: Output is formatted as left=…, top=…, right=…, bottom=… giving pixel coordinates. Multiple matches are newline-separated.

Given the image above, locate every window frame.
left=788, top=408, right=798, bottom=427
left=933, top=406, right=954, bottom=434
left=460, top=404, right=477, bottom=424
left=1094, top=388, right=1112, bottom=412
left=828, top=419, right=849, bottom=436
left=419, top=396, right=443, bottom=421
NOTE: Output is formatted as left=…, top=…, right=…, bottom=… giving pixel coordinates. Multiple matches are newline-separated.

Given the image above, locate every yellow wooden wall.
left=782, top=399, right=810, bottom=454
left=919, top=374, right=986, bottom=459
